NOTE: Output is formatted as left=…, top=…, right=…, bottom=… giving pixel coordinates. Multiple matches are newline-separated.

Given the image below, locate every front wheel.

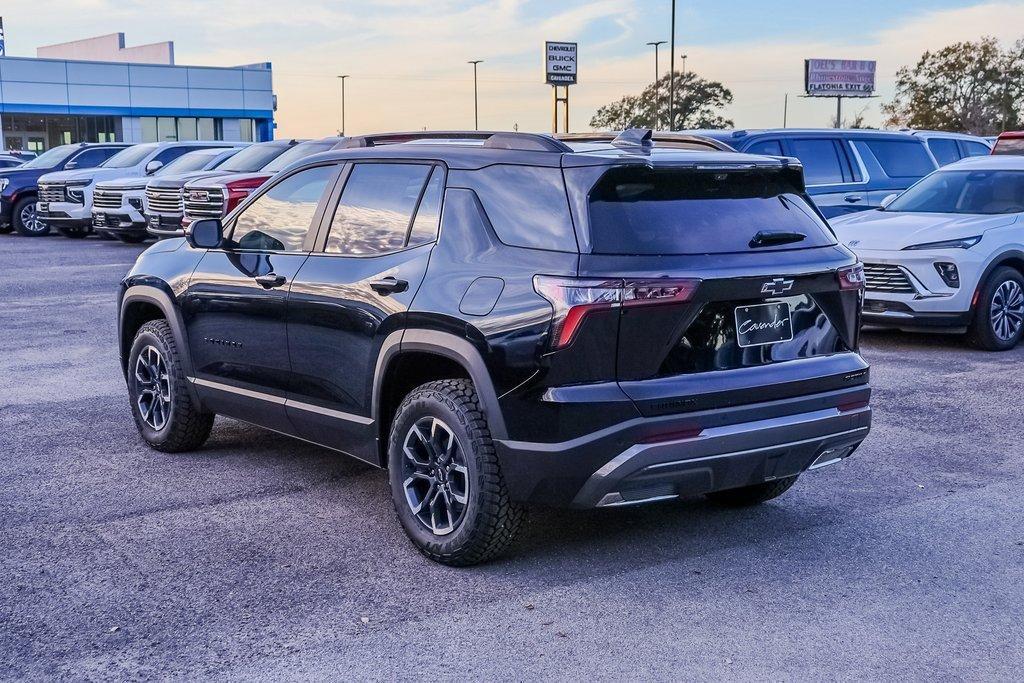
left=388, top=379, right=525, bottom=566
left=13, top=197, right=49, bottom=236
left=128, top=320, right=214, bottom=452
left=706, top=476, right=798, bottom=507
left=968, top=267, right=1024, bottom=351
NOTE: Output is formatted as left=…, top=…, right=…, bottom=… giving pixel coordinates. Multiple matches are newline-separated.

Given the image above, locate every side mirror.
left=880, top=193, right=899, bottom=210
left=187, top=219, right=224, bottom=249
left=64, top=160, right=79, bottom=170
left=145, top=160, right=164, bottom=175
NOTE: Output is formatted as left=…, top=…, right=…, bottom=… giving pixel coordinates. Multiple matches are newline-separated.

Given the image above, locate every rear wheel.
left=968, top=267, right=1024, bottom=351
left=706, top=476, right=798, bottom=507
left=128, top=320, right=214, bottom=452
left=13, top=197, right=48, bottom=236
left=388, top=379, right=525, bottom=566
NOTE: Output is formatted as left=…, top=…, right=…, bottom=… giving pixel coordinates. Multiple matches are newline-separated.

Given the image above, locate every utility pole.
left=835, top=95, right=843, bottom=129
left=646, top=41, right=666, bottom=129
left=783, top=93, right=789, bottom=128
left=336, top=75, right=349, bottom=136
left=468, top=60, right=483, bottom=131
left=669, top=0, right=676, bottom=130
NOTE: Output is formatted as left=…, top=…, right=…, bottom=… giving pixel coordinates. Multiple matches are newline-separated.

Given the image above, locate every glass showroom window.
left=140, top=117, right=226, bottom=142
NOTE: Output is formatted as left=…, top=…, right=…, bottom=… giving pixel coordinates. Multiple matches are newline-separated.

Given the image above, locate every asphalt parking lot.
left=1, top=234, right=1023, bottom=680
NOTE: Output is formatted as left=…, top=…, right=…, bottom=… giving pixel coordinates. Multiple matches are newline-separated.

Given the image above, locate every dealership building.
left=0, top=33, right=275, bottom=153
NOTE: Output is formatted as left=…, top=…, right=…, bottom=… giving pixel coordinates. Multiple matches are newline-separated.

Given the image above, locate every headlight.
left=0, top=178, right=8, bottom=192
left=65, top=182, right=89, bottom=203
left=902, top=235, right=982, bottom=251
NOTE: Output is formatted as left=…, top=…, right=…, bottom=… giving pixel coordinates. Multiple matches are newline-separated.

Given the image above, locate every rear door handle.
left=844, top=195, right=864, bottom=203
left=254, top=273, right=287, bottom=289
left=369, top=276, right=409, bottom=295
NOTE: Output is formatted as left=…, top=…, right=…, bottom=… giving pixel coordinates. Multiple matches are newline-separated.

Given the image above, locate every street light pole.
left=646, top=41, right=667, bottom=129
left=669, top=0, right=676, bottom=130
left=336, top=75, right=349, bottom=136
left=468, top=60, right=483, bottom=131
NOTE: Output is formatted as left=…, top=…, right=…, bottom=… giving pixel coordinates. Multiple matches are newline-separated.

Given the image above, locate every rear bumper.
left=495, top=385, right=871, bottom=508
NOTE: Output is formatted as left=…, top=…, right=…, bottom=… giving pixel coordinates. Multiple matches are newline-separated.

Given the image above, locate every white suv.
left=832, top=155, right=1024, bottom=350
left=38, top=141, right=239, bottom=239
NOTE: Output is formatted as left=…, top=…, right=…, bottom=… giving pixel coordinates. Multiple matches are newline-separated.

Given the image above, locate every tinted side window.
left=927, top=138, right=961, bottom=166
left=459, top=165, right=576, bottom=252
left=745, top=139, right=783, bottom=156
left=154, top=145, right=208, bottom=166
left=408, top=167, right=444, bottom=247
left=862, top=140, right=935, bottom=178
left=70, top=147, right=120, bottom=168
left=788, top=139, right=845, bottom=185
left=962, top=141, right=991, bottom=158
left=231, top=165, right=336, bottom=251
left=326, top=163, right=432, bottom=255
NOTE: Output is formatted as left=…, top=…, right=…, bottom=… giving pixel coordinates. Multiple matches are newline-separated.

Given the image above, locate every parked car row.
left=688, top=128, right=992, bottom=218
left=0, top=137, right=346, bottom=241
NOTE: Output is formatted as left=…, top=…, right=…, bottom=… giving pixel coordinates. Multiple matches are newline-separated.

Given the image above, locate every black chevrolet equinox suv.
left=118, top=129, right=872, bottom=565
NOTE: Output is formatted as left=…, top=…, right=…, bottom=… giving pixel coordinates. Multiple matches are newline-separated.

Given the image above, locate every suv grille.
left=863, top=263, right=916, bottom=294
left=146, top=187, right=184, bottom=215
left=184, top=187, right=226, bottom=220
left=93, top=188, right=124, bottom=210
left=39, top=184, right=65, bottom=203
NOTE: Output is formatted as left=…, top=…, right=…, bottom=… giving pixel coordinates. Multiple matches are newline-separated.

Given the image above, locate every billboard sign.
left=545, top=41, right=577, bottom=85
left=804, top=59, right=876, bottom=97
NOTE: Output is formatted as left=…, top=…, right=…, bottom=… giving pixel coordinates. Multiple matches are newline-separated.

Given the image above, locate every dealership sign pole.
left=0, top=18, right=6, bottom=146
left=545, top=41, right=577, bottom=134
left=803, top=59, right=877, bottom=128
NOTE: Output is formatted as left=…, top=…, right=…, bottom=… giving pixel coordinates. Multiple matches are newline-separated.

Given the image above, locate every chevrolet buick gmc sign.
left=804, top=59, right=876, bottom=96
left=545, top=41, right=577, bottom=85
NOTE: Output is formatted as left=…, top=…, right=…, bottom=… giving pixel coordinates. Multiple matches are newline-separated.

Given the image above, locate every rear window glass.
left=860, top=139, right=934, bottom=177
left=745, top=139, right=784, bottom=156
left=962, top=141, right=991, bottom=157
left=992, top=138, right=1024, bottom=155
left=587, top=168, right=836, bottom=255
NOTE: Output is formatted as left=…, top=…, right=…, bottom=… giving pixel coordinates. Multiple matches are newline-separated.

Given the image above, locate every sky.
left=2, top=0, right=1023, bottom=137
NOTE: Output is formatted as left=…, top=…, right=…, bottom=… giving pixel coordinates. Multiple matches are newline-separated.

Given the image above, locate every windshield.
left=261, top=140, right=336, bottom=172
left=155, top=150, right=224, bottom=176
left=217, top=143, right=289, bottom=172
left=887, top=170, right=1024, bottom=215
left=586, top=167, right=836, bottom=255
left=20, top=145, right=77, bottom=169
left=103, top=144, right=157, bottom=169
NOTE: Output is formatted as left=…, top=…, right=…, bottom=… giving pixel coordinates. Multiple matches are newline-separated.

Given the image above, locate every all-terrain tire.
left=128, top=319, right=214, bottom=452
left=388, top=379, right=526, bottom=566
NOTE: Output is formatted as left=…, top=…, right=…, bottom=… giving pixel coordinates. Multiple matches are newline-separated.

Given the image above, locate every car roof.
left=996, top=131, right=1024, bottom=140
left=287, top=130, right=798, bottom=171
left=939, top=154, right=1024, bottom=171
left=685, top=128, right=925, bottom=143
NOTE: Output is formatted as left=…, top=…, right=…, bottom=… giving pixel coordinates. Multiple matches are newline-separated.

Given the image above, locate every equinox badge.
left=761, top=278, right=795, bottom=296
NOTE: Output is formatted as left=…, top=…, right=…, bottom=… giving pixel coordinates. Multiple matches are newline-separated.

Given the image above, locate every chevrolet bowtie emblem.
left=761, top=278, right=795, bottom=296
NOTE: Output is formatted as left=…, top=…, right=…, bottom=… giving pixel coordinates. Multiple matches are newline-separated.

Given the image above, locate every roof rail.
left=336, top=131, right=571, bottom=153
left=557, top=131, right=734, bottom=152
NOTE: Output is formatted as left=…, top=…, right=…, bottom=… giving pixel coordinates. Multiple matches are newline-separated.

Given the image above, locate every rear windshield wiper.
left=749, top=230, right=806, bottom=248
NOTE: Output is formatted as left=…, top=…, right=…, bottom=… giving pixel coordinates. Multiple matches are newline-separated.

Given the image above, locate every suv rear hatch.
left=554, top=159, right=867, bottom=417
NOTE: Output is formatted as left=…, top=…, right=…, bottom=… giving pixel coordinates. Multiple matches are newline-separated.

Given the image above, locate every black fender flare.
left=372, top=329, right=508, bottom=441
left=119, top=284, right=196, bottom=389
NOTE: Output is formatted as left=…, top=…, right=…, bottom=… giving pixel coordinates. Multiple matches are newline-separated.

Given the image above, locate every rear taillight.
left=837, top=263, right=865, bottom=290
left=224, top=177, right=266, bottom=214
left=533, top=275, right=700, bottom=350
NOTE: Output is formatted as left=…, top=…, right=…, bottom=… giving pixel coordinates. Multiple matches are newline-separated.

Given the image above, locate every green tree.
left=882, top=36, right=1024, bottom=135
left=589, top=71, right=733, bottom=130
